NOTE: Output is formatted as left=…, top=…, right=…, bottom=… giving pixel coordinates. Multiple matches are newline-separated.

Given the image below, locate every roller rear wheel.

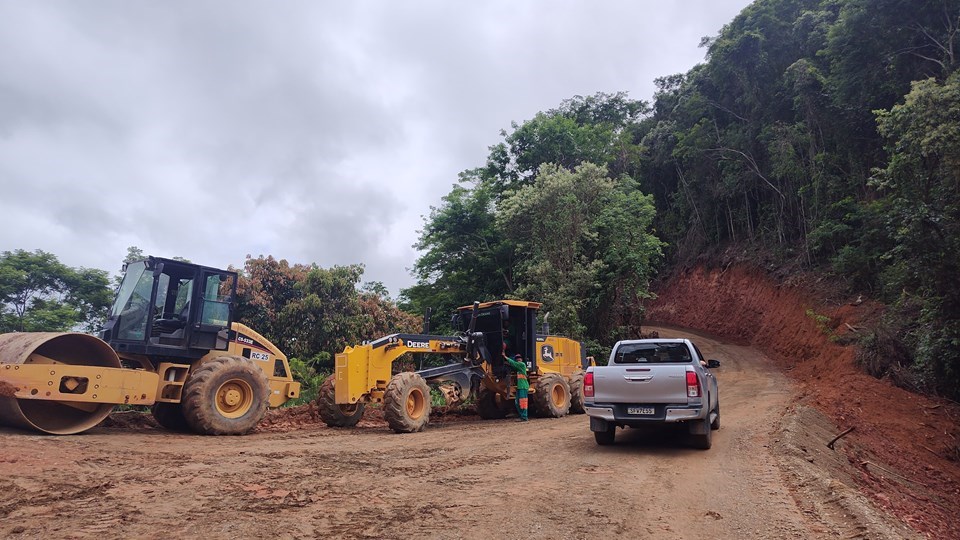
left=181, top=356, right=269, bottom=435
left=151, top=402, right=190, bottom=432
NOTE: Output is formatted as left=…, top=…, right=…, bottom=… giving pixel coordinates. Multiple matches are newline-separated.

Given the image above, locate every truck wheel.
left=181, top=356, right=270, bottom=435
left=710, top=403, right=720, bottom=430
left=568, top=372, right=586, bottom=414
left=594, top=426, right=616, bottom=445
left=317, top=376, right=365, bottom=427
left=476, top=386, right=510, bottom=419
left=530, top=373, right=571, bottom=418
left=690, top=417, right=713, bottom=450
left=384, top=372, right=431, bottom=433
left=151, top=402, right=190, bottom=432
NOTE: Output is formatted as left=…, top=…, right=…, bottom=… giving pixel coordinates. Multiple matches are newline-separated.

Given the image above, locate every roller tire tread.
left=181, top=355, right=270, bottom=436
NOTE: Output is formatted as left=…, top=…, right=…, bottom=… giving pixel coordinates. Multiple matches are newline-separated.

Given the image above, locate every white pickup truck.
left=583, top=338, right=720, bottom=449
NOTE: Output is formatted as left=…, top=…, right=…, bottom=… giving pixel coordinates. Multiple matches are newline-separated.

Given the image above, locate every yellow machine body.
left=333, top=300, right=589, bottom=408
left=335, top=336, right=467, bottom=404
left=0, top=322, right=300, bottom=435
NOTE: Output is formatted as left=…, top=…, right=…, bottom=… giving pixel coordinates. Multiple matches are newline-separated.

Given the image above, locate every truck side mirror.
left=707, top=359, right=721, bottom=369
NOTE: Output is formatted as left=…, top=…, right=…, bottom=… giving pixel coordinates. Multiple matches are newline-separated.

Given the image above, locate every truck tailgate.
left=592, top=364, right=689, bottom=404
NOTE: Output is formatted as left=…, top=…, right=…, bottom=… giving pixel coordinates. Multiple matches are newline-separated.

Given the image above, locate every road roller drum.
left=0, top=332, right=127, bottom=435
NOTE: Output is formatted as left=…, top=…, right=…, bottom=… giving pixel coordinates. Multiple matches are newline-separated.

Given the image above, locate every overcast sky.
left=0, top=1, right=751, bottom=296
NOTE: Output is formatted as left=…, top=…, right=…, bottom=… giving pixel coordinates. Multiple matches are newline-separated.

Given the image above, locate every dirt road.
left=0, top=327, right=916, bottom=539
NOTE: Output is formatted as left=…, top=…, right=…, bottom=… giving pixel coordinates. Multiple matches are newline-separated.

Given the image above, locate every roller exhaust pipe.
left=0, top=332, right=122, bottom=435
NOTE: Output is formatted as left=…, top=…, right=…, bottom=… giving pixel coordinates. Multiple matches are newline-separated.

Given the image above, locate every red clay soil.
left=646, top=264, right=960, bottom=538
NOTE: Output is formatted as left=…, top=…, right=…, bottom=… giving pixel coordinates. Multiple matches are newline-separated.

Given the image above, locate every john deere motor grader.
left=0, top=257, right=300, bottom=435
left=318, top=300, right=591, bottom=433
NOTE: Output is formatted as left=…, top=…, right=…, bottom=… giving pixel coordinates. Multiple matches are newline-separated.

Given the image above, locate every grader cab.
left=318, top=300, right=591, bottom=433
left=0, top=257, right=300, bottom=436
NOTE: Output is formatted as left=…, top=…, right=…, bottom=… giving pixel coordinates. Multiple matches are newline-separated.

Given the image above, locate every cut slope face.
left=646, top=264, right=960, bottom=538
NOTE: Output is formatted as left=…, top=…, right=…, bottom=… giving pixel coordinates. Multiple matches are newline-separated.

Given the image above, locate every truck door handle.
left=624, top=376, right=652, bottom=382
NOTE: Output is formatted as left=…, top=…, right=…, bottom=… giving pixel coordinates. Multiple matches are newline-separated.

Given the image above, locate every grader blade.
left=0, top=332, right=124, bottom=435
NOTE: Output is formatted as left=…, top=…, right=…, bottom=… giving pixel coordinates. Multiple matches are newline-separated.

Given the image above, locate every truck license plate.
left=627, top=407, right=655, bottom=415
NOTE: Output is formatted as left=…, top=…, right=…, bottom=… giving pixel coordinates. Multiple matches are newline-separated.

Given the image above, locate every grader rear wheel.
left=181, top=356, right=269, bottom=435
left=568, top=371, right=586, bottom=414
left=151, top=402, right=190, bottom=432
left=476, top=385, right=511, bottom=419
left=317, top=376, right=365, bottom=427
left=530, top=373, right=571, bottom=418
left=383, top=372, right=431, bottom=433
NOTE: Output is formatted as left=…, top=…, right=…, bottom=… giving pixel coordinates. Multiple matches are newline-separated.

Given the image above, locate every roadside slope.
left=646, top=264, right=960, bottom=538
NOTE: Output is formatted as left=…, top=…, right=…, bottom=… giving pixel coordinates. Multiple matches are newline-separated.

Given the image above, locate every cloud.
left=0, top=0, right=751, bottom=295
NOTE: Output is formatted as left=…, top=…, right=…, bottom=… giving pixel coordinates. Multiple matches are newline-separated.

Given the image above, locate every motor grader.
left=0, top=257, right=300, bottom=435
left=318, top=300, right=591, bottom=433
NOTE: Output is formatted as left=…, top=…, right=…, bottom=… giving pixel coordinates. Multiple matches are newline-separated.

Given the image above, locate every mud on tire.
left=181, top=356, right=270, bottom=435
left=530, top=373, right=571, bottom=418
left=151, top=402, right=190, bottom=432
left=384, top=372, right=431, bottom=433
left=568, top=371, right=586, bottom=414
left=317, top=376, right=366, bottom=427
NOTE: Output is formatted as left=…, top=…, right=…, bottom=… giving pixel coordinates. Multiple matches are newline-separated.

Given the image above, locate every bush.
left=286, top=355, right=331, bottom=407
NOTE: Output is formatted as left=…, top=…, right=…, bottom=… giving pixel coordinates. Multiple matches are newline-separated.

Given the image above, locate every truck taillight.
left=584, top=372, right=594, bottom=398
left=686, top=370, right=700, bottom=398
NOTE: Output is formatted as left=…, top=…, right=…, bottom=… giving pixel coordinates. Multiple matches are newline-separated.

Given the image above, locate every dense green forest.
left=401, top=0, right=960, bottom=398
left=1, top=0, right=957, bottom=398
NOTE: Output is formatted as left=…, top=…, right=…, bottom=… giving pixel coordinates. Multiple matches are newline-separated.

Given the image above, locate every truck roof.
left=615, top=338, right=689, bottom=345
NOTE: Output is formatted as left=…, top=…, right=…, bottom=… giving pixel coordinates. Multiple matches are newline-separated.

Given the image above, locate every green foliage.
left=0, top=249, right=112, bottom=333
left=498, top=163, right=664, bottom=340
left=234, top=255, right=419, bottom=362
left=403, top=0, right=960, bottom=399
left=403, top=92, right=661, bottom=344
left=285, top=356, right=331, bottom=407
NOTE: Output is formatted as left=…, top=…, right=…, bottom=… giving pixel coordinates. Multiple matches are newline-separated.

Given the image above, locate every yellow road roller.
left=0, top=257, right=300, bottom=435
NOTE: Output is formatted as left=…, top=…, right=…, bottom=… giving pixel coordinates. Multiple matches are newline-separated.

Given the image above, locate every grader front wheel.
left=384, top=372, right=431, bottom=433
left=317, top=376, right=366, bottom=427
left=181, top=356, right=269, bottom=435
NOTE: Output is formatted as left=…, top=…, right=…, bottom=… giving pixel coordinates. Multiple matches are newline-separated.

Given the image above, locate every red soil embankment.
left=647, top=264, right=960, bottom=538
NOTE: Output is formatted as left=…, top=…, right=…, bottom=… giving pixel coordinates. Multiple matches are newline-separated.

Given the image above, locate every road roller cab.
left=100, top=257, right=236, bottom=359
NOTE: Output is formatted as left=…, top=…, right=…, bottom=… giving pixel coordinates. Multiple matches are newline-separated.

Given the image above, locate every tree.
left=498, top=163, right=663, bottom=340
left=872, top=74, right=960, bottom=397
left=0, top=250, right=112, bottom=333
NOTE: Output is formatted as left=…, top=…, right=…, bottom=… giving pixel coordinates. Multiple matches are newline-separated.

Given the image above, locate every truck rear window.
left=613, top=343, right=692, bottom=364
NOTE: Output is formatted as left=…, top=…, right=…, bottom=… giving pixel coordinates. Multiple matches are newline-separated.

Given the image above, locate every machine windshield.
left=112, top=261, right=155, bottom=340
